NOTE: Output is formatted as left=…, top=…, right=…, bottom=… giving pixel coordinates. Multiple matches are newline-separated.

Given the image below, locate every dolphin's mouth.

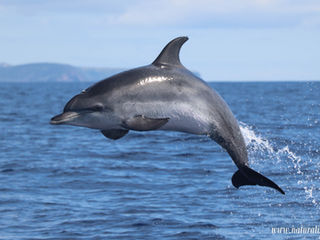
left=50, top=111, right=80, bottom=125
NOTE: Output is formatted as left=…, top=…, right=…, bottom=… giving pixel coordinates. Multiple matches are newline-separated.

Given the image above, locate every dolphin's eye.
left=91, top=104, right=104, bottom=111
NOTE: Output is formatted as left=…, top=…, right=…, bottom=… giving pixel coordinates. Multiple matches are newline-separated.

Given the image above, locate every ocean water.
left=0, top=81, right=319, bottom=240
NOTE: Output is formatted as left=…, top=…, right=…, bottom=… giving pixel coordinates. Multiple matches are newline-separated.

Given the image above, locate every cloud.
left=105, top=0, right=320, bottom=28
left=1, top=0, right=319, bottom=29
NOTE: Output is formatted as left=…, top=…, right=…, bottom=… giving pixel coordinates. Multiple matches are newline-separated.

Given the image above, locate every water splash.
left=240, top=123, right=275, bottom=156
left=239, top=122, right=319, bottom=209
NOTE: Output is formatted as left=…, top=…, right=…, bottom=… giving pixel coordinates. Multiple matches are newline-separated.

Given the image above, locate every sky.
left=0, top=0, right=319, bottom=81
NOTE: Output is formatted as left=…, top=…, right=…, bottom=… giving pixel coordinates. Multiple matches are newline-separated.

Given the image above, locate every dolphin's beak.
left=50, top=111, right=80, bottom=125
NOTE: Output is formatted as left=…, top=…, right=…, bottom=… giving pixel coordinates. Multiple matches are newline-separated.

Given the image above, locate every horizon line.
left=0, top=62, right=319, bottom=82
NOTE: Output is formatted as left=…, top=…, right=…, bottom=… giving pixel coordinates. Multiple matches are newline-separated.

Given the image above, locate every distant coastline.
left=0, top=63, right=124, bottom=82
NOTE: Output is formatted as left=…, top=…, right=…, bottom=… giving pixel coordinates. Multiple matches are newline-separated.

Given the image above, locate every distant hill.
left=0, top=63, right=124, bottom=82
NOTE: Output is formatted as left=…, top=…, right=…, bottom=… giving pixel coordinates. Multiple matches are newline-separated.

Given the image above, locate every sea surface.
left=0, top=81, right=319, bottom=240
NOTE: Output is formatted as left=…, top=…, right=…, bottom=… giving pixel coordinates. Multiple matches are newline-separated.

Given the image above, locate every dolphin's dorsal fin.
left=152, top=36, right=188, bottom=67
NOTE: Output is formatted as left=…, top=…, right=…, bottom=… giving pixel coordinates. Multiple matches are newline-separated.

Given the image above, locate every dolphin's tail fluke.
left=232, top=166, right=285, bottom=194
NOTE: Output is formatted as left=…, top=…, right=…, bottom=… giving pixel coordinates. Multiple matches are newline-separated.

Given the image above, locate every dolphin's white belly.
left=159, top=114, right=210, bottom=135
left=121, top=101, right=212, bottom=135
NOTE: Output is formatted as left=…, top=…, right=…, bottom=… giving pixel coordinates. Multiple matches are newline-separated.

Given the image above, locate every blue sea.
left=0, top=81, right=319, bottom=240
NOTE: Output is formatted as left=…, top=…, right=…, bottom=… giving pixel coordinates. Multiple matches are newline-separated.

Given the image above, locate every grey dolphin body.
left=51, top=37, right=284, bottom=194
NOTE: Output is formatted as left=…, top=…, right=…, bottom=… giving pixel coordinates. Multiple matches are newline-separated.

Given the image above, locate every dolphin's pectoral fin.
left=122, top=115, right=169, bottom=131
left=232, top=166, right=285, bottom=195
left=101, top=129, right=129, bottom=140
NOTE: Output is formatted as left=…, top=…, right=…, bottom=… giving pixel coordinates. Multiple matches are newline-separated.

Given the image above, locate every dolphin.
left=51, top=36, right=285, bottom=194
